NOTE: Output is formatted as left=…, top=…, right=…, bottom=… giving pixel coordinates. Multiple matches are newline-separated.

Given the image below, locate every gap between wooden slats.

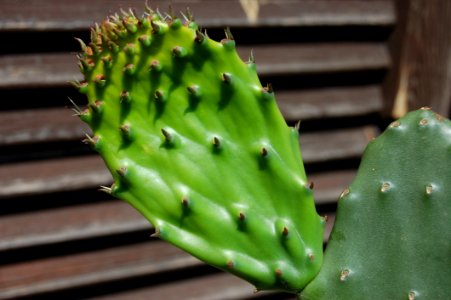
left=0, top=127, right=377, bottom=198
left=0, top=0, right=395, bottom=31
left=0, top=43, right=390, bottom=89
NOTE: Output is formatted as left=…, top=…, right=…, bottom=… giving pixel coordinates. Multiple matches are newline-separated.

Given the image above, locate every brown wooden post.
left=384, top=0, right=451, bottom=118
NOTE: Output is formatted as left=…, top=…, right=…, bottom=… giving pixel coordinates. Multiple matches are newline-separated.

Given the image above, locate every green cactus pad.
left=300, top=108, right=451, bottom=299
left=76, top=8, right=323, bottom=292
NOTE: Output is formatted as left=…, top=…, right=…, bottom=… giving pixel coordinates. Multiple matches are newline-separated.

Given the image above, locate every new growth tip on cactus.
left=74, top=7, right=324, bottom=292
left=74, top=5, right=450, bottom=298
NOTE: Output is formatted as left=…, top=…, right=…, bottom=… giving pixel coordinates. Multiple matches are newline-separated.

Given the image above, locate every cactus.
left=74, top=8, right=324, bottom=292
left=300, top=108, right=451, bottom=299
left=74, top=5, right=451, bottom=298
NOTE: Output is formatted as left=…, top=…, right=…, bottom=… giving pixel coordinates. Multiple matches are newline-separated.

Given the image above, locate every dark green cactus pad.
left=75, top=8, right=324, bottom=292
left=300, top=108, right=451, bottom=299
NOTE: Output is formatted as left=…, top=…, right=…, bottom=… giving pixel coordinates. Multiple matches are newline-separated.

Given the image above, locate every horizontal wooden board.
left=300, top=126, right=377, bottom=163
left=0, top=169, right=345, bottom=252
left=0, top=127, right=376, bottom=198
left=0, top=214, right=335, bottom=299
left=309, top=170, right=356, bottom=205
left=0, top=0, right=396, bottom=31
left=0, top=223, right=335, bottom=299
left=0, top=200, right=149, bottom=252
left=91, top=272, right=292, bottom=300
left=0, top=241, right=200, bottom=299
left=0, top=108, right=87, bottom=145
left=0, top=43, right=390, bottom=89
left=0, top=85, right=383, bottom=146
left=277, top=85, right=384, bottom=121
left=0, top=155, right=111, bottom=198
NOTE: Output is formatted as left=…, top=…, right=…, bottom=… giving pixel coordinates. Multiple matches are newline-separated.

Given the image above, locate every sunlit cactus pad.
left=75, top=7, right=324, bottom=292
left=300, top=108, right=451, bottom=299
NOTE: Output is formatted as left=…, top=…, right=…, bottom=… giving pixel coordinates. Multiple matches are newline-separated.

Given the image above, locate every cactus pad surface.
left=300, top=108, right=451, bottom=299
left=75, top=8, right=324, bottom=292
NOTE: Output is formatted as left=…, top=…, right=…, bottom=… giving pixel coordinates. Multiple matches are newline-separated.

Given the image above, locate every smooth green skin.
left=78, top=12, right=324, bottom=292
left=300, top=109, right=451, bottom=299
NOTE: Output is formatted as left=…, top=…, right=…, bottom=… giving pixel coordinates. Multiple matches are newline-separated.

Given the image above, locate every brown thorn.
left=227, top=260, right=234, bottom=269
left=212, top=136, right=221, bottom=147
left=308, top=181, right=315, bottom=190
left=282, top=227, right=289, bottom=236
left=222, top=72, right=232, bottom=84
left=116, top=166, right=127, bottom=177
left=181, top=197, right=189, bottom=207
left=161, top=128, right=172, bottom=142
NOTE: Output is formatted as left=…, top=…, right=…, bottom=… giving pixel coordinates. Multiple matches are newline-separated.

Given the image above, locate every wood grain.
left=0, top=43, right=390, bottom=89
left=0, top=0, right=395, bottom=31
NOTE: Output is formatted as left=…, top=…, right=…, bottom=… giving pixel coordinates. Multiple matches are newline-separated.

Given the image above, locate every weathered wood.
left=0, top=241, right=200, bottom=299
left=0, top=43, right=390, bottom=89
left=241, top=43, right=390, bottom=75
left=277, top=85, right=384, bottom=121
left=0, top=155, right=111, bottom=198
left=0, top=0, right=395, bottom=31
left=384, top=0, right=451, bottom=117
left=310, top=170, right=356, bottom=205
left=300, top=126, right=377, bottom=163
left=0, top=200, right=149, bottom=251
left=91, top=272, right=290, bottom=300
left=0, top=224, right=335, bottom=299
left=0, top=108, right=88, bottom=145
left=0, top=170, right=344, bottom=252
left=0, top=127, right=376, bottom=198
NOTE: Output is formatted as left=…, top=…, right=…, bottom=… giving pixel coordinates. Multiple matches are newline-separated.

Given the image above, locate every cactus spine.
left=76, top=8, right=324, bottom=292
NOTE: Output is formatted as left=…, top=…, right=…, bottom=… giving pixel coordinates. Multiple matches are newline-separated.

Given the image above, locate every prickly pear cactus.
left=74, top=8, right=324, bottom=292
left=300, top=108, right=451, bottom=299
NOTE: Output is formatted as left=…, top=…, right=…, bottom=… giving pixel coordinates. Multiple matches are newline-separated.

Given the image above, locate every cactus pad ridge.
left=300, top=109, right=451, bottom=299
left=77, top=8, right=323, bottom=292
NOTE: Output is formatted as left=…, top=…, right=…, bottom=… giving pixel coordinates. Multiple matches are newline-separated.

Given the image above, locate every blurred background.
left=0, top=0, right=450, bottom=299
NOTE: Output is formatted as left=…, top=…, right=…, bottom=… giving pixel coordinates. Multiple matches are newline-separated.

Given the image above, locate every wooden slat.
left=277, top=85, right=384, bottom=121
left=0, top=0, right=396, bottom=31
left=300, top=126, right=377, bottom=163
left=0, top=53, right=76, bottom=89
left=239, top=43, right=390, bottom=75
left=0, top=224, right=335, bottom=299
left=0, top=155, right=111, bottom=198
left=310, top=170, right=356, bottom=205
left=0, top=127, right=376, bottom=198
left=0, top=241, right=200, bottom=299
left=0, top=108, right=88, bottom=145
left=91, top=272, right=290, bottom=300
left=0, top=43, right=390, bottom=89
left=0, top=200, right=149, bottom=252
left=0, top=86, right=382, bottom=146
left=0, top=170, right=345, bottom=252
